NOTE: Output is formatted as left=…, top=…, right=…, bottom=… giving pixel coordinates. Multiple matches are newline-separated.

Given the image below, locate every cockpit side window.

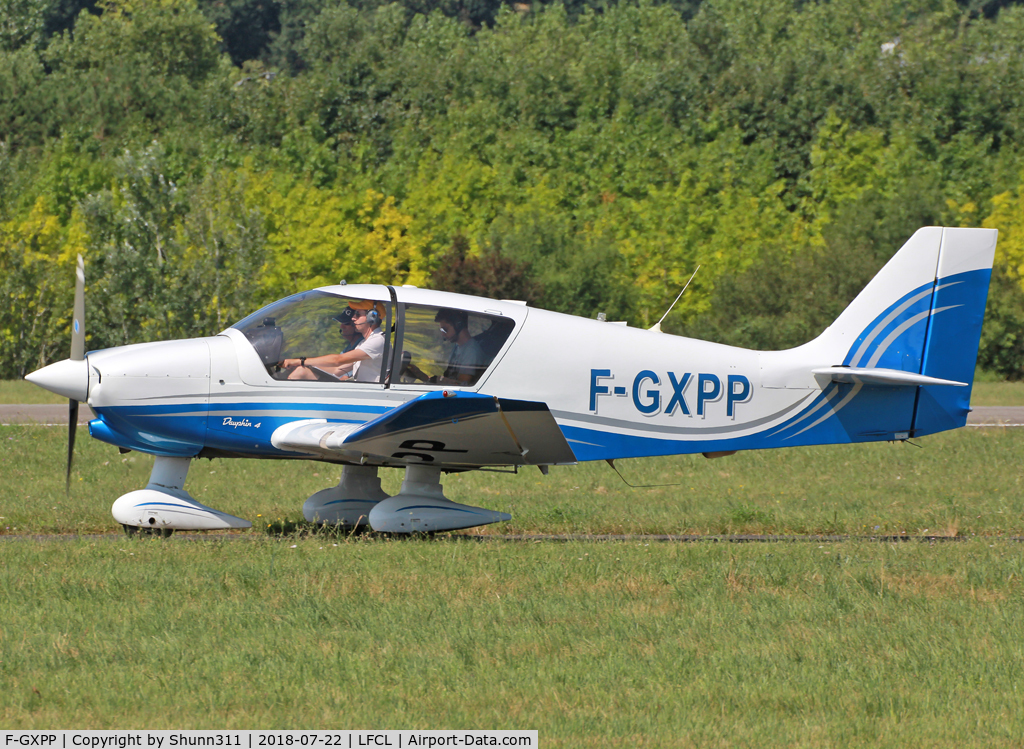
left=232, top=291, right=392, bottom=383
left=396, top=304, right=514, bottom=387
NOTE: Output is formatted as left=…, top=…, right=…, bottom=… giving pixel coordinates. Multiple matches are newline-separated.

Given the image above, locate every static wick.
left=649, top=265, right=700, bottom=333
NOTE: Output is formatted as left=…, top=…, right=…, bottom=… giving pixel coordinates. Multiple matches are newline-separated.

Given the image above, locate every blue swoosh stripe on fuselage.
left=90, top=400, right=394, bottom=457
left=559, top=384, right=917, bottom=461
left=97, top=401, right=390, bottom=417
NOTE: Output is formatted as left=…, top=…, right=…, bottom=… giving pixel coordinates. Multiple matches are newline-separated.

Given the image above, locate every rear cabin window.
left=397, top=305, right=514, bottom=387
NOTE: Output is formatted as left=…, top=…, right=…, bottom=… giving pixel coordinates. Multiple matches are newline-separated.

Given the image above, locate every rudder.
left=912, top=228, right=997, bottom=435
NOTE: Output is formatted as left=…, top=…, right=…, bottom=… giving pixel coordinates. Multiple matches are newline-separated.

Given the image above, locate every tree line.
left=2, top=0, right=1024, bottom=378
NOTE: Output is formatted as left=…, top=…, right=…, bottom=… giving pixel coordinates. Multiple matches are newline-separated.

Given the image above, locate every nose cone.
left=25, top=358, right=90, bottom=401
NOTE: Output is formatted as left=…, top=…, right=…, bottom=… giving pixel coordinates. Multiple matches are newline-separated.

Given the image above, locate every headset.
left=436, top=309, right=467, bottom=334
left=365, top=307, right=382, bottom=327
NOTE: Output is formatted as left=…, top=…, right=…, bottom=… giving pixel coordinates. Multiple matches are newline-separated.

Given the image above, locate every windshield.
left=232, top=291, right=392, bottom=384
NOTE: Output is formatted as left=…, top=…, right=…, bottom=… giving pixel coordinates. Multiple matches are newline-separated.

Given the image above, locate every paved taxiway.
left=2, top=403, right=95, bottom=424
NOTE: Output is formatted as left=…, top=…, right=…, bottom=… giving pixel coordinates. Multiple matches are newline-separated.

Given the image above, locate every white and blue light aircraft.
left=26, top=227, right=997, bottom=535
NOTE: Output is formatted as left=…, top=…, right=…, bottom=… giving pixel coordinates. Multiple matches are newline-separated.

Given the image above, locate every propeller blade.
left=67, top=254, right=85, bottom=493
left=67, top=399, right=78, bottom=493
left=71, top=254, right=85, bottom=361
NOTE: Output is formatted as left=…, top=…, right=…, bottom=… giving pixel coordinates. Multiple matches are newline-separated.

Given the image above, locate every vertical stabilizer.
left=781, top=226, right=996, bottom=444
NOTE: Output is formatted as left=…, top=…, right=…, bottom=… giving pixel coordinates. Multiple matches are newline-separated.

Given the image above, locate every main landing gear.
left=368, top=465, right=511, bottom=533
left=305, top=464, right=511, bottom=533
left=302, top=464, right=389, bottom=530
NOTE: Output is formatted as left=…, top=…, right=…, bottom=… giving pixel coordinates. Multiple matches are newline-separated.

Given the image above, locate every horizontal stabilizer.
left=812, top=367, right=966, bottom=388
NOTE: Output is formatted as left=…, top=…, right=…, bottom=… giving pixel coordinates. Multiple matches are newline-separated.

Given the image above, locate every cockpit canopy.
left=231, top=289, right=516, bottom=387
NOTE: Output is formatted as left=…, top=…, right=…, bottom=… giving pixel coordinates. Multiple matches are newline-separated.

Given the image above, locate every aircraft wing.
left=271, top=391, right=578, bottom=468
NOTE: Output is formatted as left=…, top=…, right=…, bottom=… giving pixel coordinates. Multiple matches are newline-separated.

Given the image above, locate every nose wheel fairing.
left=112, top=456, right=250, bottom=532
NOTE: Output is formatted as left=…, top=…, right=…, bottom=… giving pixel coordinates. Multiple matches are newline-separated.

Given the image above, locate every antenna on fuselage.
left=648, top=265, right=700, bottom=334
left=605, top=459, right=681, bottom=488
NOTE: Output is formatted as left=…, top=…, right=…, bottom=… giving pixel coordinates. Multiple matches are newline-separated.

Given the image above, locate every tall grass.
left=1, top=537, right=1022, bottom=745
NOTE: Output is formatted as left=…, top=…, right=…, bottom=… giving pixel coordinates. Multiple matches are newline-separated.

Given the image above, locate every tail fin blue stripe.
left=846, top=283, right=935, bottom=367
left=844, top=281, right=936, bottom=371
left=912, top=268, right=992, bottom=435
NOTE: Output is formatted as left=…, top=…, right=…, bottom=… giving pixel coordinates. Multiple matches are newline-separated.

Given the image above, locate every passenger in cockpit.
left=281, top=300, right=386, bottom=382
left=334, top=308, right=361, bottom=353
left=437, top=309, right=486, bottom=385
left=406, top=308, right=486, bottom=386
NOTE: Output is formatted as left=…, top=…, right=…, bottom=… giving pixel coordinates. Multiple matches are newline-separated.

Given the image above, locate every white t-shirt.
left=352, top=328, right=385, bottom=383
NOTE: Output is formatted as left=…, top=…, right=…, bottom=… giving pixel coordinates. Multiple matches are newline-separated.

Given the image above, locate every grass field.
left=971, top=380, right=1024, bottom=406
left=2, top=537, right=1023, bottom=744
left=3, top=386, right=1024, bottom=742
left=2, top=423, right=1023, bottom=537
left=0, top=380, right=66, bottom=404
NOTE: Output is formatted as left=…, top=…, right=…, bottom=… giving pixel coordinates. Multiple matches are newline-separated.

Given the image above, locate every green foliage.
left=197, top=0, right=280, bottom=67
left=41, top=0, right=220, bottom=143
left=977, top=263, right=1024, bottom=379
left=430, top=234, right=543, bottom=302
left=176, top=168, right=269, bottom=332
left=0, top=198, right=85, bottom=377
left=33, top=137, right=113, bottom=223
left=52, top=0, right=220, bottom=81
left=490, top=200, right=637, bottom=320
left=79, top=143, right=191, bottom=347
left=39, top=0, right=99, bottom=41
left=78, top=147, right=275, bottom=349
left=0, top=0, right=48, bottom=50
left=2, top=0, right=1024, bottom=375
left=684, top=181, right=944, bottom=350
left=0, top=46, right=51, bottom=150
